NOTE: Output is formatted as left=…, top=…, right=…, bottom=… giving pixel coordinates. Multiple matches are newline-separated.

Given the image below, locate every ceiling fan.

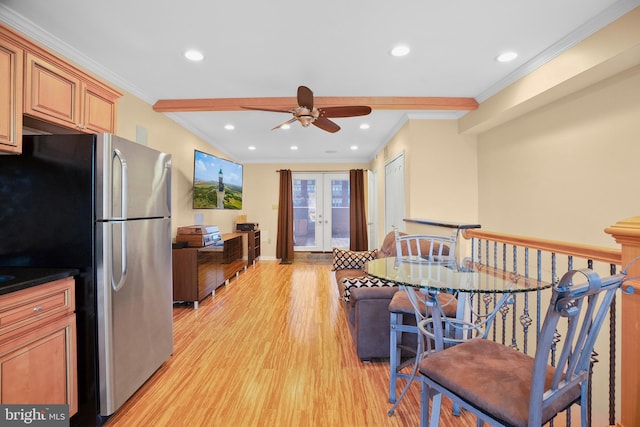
left=241, top=86, right=372, bottom=133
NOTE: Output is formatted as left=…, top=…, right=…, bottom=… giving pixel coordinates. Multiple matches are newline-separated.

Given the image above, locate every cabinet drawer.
left=0, top=277, right=75, bottom=338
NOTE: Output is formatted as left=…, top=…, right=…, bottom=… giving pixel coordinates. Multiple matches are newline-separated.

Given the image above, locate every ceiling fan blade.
left=313, top=117, right=341, bottom=133
left=271, top=117, right=297, bottom=131
left=320, top=105, right=372, bottom=118
left=297, top=86, right=314, bottom=109
left=241, top=106, right=292, bottom=114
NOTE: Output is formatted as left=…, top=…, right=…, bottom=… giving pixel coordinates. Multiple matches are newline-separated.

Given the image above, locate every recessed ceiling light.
left=290, top=145, right=298, bottom=150
left=281, top=124, right=291, bottom=130
left=350, top=145, right=358, bottom=151
left=248, top=146, right=256, bottom=151
left=390, top=45, right=410, bottom=57
left=360, top=123, right=370, bottom=130
left=184, top=49, right=204, bottom=61
left=224, top=124, right=235, bottom=130
left=496, top=51, right=518, bottom=63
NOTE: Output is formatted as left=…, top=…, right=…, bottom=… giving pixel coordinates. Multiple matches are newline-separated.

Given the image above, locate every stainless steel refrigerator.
left=0, top=133, right=173, bottom=426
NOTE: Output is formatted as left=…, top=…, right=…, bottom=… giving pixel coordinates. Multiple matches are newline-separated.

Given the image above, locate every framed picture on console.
left=193, top=150, right=243, bottom=209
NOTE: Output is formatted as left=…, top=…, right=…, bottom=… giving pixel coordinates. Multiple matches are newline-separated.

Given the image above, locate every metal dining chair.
left=417, top=268, right=626, bottom=427
left=388, top=230, right=458, bottom=410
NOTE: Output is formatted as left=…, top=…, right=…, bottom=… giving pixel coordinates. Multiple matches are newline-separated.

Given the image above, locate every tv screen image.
left=193, top=150, right=243, bottom=209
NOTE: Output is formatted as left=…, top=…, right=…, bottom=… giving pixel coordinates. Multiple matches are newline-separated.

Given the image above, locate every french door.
left=293, top=173, right=350, bottom=251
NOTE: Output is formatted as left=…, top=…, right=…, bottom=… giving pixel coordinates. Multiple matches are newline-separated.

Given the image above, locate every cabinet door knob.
left=33, top=306, right=43, bottom=312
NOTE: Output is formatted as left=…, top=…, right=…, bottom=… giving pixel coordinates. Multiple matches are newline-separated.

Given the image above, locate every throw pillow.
left=331, top=248, right=378, bottom=271
left=342, top=276, right=395, bottom=302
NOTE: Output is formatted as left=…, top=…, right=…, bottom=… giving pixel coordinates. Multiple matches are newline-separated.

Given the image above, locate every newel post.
left=605, top=216, right=640, bottom=427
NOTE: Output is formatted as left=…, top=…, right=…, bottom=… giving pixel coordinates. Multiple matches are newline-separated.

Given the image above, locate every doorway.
left=293, top=173, right=350, bottom=252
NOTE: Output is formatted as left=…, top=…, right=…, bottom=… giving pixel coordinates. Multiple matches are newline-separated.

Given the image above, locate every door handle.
left=111, top=222, right=128, bottom=292
left=111, top=149, right=128, bottom=292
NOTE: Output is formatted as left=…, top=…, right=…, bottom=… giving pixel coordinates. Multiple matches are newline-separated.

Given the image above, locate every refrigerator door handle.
left=111, top=148, right=128, bottom=292
left=113, top=148, right=128, bottom=218
left=111, top=221, right=128, bottom=292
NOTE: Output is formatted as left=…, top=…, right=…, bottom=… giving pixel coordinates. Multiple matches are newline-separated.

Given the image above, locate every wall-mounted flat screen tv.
left=193, top=150, right=243, bottom=209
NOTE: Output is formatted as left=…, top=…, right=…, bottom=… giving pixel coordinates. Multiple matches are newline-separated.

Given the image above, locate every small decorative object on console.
left=236, top=222, right=259, bottom=231
left=176, top=225, right=222, bottom=247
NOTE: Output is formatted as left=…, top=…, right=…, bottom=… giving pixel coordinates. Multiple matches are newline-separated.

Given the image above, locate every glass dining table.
left=366, top=256, right=551, bottom=414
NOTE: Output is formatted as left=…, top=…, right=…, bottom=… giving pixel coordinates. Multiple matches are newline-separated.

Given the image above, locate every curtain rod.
left=275, top=169, right=369, bottom=173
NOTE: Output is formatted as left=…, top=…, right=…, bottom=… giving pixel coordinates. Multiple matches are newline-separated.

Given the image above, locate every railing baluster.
left=609, top=263, right=617, bottom=426
left=521, top=247, right=532, bottom=354
left=510, top=245, right=518, bottom=350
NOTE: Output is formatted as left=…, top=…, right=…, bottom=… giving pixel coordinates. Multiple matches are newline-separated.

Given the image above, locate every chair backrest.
left=529, top=269, right=624, bottom=426
left=393, top=229, right=455, bottom=262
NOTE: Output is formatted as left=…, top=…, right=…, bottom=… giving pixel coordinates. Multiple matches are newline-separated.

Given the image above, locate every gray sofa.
left=331, top=231, right=453, bottom=360
left=330, top=231, right=402, bottom=360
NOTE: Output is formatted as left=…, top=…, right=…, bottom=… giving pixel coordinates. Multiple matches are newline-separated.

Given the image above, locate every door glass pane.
left=330, top=178, right=350, bottom=248
left=293, top=174, right=350, bottom=251
left=293, top=178, right=317, bottom=248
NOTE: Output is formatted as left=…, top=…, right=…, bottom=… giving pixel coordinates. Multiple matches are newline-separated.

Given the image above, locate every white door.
left=293, top=173, right=350, bottom=251
left=385, top=152, right=405, bottom=233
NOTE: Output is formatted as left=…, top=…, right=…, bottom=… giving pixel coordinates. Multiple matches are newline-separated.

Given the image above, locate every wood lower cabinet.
left=0, top=277, right=77, bottom=416
left=172, top=233, right=245, bottom=309
left=238, top=230, right=261, bottom=265
left=0, top=34, right=23, bottom=153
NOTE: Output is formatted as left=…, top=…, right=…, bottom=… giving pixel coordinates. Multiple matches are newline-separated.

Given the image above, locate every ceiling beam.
left=152, top=96, right=479, bottom=112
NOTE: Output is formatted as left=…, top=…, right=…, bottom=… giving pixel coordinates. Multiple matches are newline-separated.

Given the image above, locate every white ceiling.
left=1, top=0, right=638, bottom=163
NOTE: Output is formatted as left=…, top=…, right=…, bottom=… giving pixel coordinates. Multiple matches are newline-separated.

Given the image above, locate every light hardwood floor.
left=104, top=261, right=475, bottom=427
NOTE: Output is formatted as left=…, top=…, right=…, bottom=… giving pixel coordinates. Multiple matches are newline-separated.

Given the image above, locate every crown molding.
left=475, top=0, right=640, bottom=103
left=0, top=4, right=152, bottom=104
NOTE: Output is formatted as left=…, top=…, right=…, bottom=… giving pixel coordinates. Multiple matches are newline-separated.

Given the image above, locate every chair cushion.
left=331, top=248, right=378, bottom=271
left=388, top=290, right=458, bottom=317
left=418, top=338, right=581, bottom=427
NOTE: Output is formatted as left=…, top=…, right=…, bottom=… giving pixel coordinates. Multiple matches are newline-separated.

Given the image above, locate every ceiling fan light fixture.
left=298, top=115, right=314, bottom=127
left=390, top=44, right=410, bottom=57
left=184, top=49, right=204, bottom=61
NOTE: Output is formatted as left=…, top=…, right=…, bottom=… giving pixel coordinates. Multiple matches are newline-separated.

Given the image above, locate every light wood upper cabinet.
left=0, top=23, right=121, bottom=153
left=24, top=52, right=81, bottom=129
left=0, top=277, right=77, bottom=416
left=0, top=35, right=23, bottom=153
left=25, top=52, right=118, bottom=133
left=83, top=82, right=118, bottom=133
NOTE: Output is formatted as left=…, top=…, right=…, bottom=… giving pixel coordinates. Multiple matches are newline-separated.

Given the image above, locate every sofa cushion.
left=331, top=248, right=378, bottom=271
